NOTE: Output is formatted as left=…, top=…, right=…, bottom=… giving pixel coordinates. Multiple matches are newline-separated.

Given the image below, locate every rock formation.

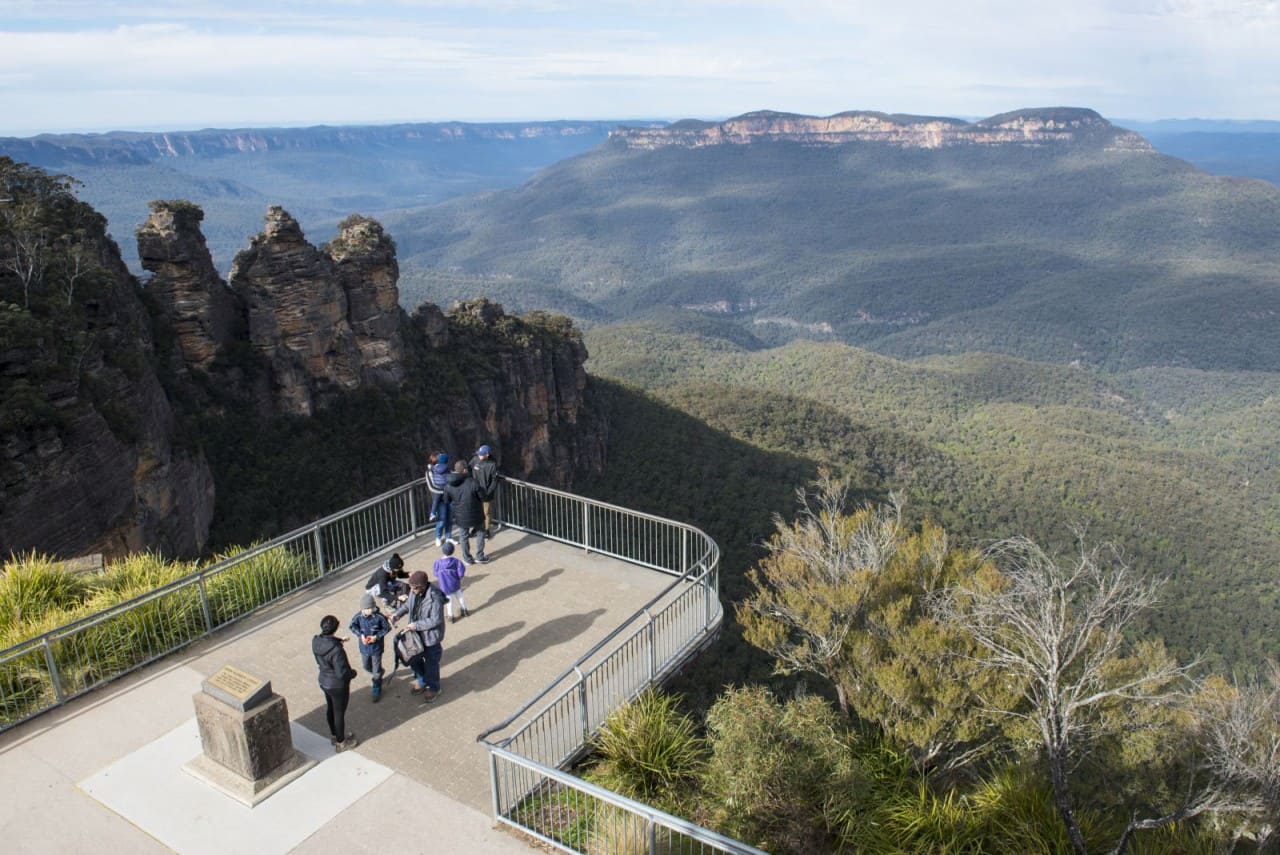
left=136, top=200, right=239, bottom=372
left=325, top=215, right=406, bottom=387
left=412, top=301, right=604, bottom=487
left=2, top=173, right=606, bottom=560
left=0, top=171, right=214, bottom=559
left=611, top=108, right=1154, bottom=152
left=228, top=206, right=364, bottom=416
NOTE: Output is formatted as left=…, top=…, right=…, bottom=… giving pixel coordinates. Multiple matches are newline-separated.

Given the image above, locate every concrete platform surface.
left=0, top=529, right=681, bottom=853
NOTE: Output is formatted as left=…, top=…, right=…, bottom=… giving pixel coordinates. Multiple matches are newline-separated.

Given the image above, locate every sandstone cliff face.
left=612, top=108, right=1154, bottom=152
left=136, top=201, right=239, bottom=372
left=229, top=206, right=364, bottom=416
left=412, top=301, right=604, bottom=488
left=325, top=215, right=406, bottom=387
left=0, top=178, right=214, bottom=559
left=3, top=175, right=605, bottom=559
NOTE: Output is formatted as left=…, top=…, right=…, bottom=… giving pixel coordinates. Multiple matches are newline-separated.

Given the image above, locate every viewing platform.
left=0, top=479, right=749, bottom=853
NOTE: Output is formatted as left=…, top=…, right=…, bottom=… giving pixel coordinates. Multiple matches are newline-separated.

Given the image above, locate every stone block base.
left=183, top=749, right=316, bottom=807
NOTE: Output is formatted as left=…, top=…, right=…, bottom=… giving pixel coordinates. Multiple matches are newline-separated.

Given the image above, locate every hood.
left=447, top=471, right=468, bottom=487
left=312, top=634, right=342, bottom=656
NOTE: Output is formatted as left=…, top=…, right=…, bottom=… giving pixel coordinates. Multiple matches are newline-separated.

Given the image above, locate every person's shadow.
left=482, top=566, right=564, bottom=609
left=436, top=608, right=609, bottom=705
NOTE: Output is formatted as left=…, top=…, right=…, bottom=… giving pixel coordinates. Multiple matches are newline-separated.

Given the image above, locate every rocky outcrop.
left=229, top=207, right=364, bottom=416
left=3, top=173, right=605, bottom=560
left=325, top=215, right=406, bottom=386
left=136, top=200, right=239, bottom=371
left=612, top=108, right=1154, bottom=152
left=0, top=173, right=214, bottom=559
left=411, top=300, right=605, bottom=487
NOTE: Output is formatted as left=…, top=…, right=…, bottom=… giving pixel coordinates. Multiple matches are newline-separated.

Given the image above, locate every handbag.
left=396, top=628, right=425, bottom=661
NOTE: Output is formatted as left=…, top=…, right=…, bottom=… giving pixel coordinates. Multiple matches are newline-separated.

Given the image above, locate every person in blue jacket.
left=349, top=593, right=392, bottom=702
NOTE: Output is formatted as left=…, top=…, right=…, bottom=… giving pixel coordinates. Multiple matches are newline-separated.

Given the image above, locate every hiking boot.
left=476, top=555, right=490, bottom=564
left=372, top=685, right=382, bottom=703
left=421, top=689, right=440, bottom=704
left=462, top=607, right=470, bottom=618
left=434, top=537, right=442, bottom=547
left=449, top=615, right=457, bottom=624
left=410, top=683, right=425, bottom=695
left=336, top=735, right=359, bottom=752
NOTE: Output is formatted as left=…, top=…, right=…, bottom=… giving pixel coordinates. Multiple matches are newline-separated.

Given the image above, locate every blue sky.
left=2, top=0, right=1278, bottom=136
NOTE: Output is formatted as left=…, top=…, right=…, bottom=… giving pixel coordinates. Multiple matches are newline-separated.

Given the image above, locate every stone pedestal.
left=183, top=667, right=315, bottom=806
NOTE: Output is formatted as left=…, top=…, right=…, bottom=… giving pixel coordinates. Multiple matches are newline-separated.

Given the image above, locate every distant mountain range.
left=0, top=120, right=660, bottom=272
left=392, top=107, right=1280, bottom=373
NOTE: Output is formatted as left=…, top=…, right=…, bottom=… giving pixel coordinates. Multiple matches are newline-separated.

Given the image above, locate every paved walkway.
left=0, top=529, right=679, bottom=853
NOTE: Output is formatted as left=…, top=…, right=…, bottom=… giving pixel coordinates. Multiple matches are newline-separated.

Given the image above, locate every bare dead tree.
left=930, top=533, right=1211, bottom=855
left=1195, top=664, right=1280, bottom=851
left=0, top=198, right=50, bottom=308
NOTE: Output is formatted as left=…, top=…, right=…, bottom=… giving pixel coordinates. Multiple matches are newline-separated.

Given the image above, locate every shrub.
left=702, top=686, right=865, bottom=853
left=586, top=688, right=705, bottom=814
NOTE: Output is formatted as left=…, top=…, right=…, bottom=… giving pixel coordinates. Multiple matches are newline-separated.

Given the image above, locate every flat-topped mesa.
left=136, top=200, right=239, bottom=372
left=611, top=107, right=1155, bottom=152
left=229, top=206, right=366, bottom=417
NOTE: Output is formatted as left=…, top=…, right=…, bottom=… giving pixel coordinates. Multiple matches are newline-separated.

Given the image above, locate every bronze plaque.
left=203, top=665, right=272, bottom=710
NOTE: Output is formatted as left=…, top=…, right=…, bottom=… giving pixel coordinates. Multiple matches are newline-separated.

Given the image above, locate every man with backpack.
left=390, top=570, right=446, bottom=703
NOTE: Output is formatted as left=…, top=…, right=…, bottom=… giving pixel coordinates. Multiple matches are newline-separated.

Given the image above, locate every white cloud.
left=2, top=0, right=1279, bottom=134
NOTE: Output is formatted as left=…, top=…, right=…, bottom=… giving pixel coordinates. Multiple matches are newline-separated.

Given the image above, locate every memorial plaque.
left=202, top=665, right=272, bottom=711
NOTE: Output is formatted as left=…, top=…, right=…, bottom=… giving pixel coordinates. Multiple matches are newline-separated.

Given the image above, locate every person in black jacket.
left=312, top=614, right=358, bottom=750
left=444, top=460, right=488, bottom=564
left=469, top=444, right=499, bottom=536
left=365, top=553, right=408, bottom=608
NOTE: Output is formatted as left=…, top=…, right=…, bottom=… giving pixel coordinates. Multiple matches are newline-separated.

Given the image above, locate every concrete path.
left=0, top=529, right=678, bottom=853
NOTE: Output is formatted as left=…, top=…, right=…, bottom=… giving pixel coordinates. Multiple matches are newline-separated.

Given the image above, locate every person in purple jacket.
left=433, top=541, right=469, bottom=623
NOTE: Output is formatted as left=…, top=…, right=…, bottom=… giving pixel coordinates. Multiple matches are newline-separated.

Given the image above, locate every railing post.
left=314, top=524, right=328, bottom=574
left=681, top=529, right=688, bottom=575
left=42, top=638, right=64, bottom=703
left=577, top=668, right=589, bottom=743
left=489, top=749, right=501, bottom=819
left=198, top=575, right=214, bottom=631
left=408, top=489, right=418, bottom=538
left=645, top=608, right=656, bottom=683
left=648, top=816, right=657, bottom=854
left=583, top=503, right=591, bottom=554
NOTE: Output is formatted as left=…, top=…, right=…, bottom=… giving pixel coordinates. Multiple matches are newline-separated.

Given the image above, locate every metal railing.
left=0, top=475, right=753, bottom=852
left=479, top=480, right=759, bottom=854
left=0, top=479, right=433, bottom=731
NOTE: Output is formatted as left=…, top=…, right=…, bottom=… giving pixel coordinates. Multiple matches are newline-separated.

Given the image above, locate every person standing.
left=469, top=444, right=500, bottom=536
left=391, top=570, right=447, bottom=703
left=427, top=453, right=452, bottom=546
left=433, top=541, right=469, bottom=623
left=312, top=614, right=358, bottom=749
left=445, top=459, right=488, bottom=564
left=349, top=593, right=392, bottom=702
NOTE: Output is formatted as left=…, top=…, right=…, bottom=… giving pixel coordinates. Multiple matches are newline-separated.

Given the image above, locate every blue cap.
left=477, top=445, right=491, bottom=456
left=438, top=452, right=449, bottom=464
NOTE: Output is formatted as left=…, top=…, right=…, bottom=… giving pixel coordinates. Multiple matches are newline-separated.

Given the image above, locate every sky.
left=2, top=0, right=1279, bottom=137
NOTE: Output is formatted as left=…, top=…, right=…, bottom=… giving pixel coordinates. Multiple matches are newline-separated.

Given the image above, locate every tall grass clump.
left=0, top=552, right=90, bottom=636
left=586, top=688, right=706, bottom=814
left=204, top=542, right=319, bottom=627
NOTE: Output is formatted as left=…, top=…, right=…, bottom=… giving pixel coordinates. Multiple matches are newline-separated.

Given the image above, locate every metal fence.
left=480, top=480, right=759, bottom=854
left=0, top=479, right=433, bottom=731
left=0, top=475, right=754, bottom=852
